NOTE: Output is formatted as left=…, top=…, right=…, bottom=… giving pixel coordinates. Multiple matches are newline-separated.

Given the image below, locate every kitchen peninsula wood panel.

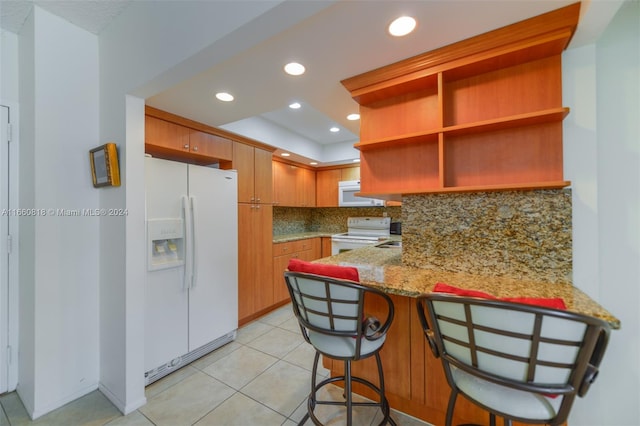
left=341, top=3, right=580, bottom=199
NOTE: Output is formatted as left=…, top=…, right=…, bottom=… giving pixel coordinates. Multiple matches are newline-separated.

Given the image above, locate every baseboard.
left=27, top=382, right=99, bottom=420
left=99, top=383, right=147, bottom=415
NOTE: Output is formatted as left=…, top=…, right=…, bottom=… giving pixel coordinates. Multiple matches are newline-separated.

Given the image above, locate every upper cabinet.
left=341, top=3, right=580, bottom=200
left=272, top=160, right=316, bottom=207
left=316, top=166, right=360, bottom=207
left=234, top=142, right=273, bottom=204
left=145, top=108, right=233, bottom=166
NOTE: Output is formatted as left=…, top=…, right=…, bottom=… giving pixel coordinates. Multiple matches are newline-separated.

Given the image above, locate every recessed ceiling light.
left=215, top=92, right=234, bottom=102
left=330, top=127, right=340, bottom=133
left=281, top=152, right=291, bottom=157
left=289, top=102, right=301, bottom=109
left=347, top=113, right=360, bottom=121
left=284, top=62, right=305, bottom=76
left=388, top=16, right=416, bottom=37
left=353, top=158, right=361, bottom=163
left=310, top=161, right=318, bottom=165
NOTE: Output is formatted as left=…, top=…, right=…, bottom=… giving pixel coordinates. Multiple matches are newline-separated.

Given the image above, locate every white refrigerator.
left=144, top=157, right=238, bottom=385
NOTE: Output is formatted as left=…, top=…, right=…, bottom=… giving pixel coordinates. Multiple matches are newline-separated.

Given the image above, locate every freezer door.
left=187, top=165, right=238, bottom=351
left=144, top=157, right=189, bottom=371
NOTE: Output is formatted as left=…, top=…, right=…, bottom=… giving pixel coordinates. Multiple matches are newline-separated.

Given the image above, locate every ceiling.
left=1, top=0, right=625, bottom=166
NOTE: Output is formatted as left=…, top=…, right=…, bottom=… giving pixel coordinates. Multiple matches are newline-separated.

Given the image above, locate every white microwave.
left=338, top=180, right=385, bottom=207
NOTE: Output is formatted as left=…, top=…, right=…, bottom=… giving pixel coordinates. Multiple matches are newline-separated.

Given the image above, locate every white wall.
left=564, top=0, right=640, bottom=424
left=17, top=6, right=100, bottom=419
left=1, top=30, right=19, bottom=103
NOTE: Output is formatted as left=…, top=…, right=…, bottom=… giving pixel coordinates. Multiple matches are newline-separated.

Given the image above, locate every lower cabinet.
left=273, top=238, right=321, bottom=304
left=238, top=203, right=273, bottom=325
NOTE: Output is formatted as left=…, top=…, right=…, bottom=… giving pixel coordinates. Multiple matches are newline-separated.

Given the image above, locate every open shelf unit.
left=342, top=3, right=580, bottom=198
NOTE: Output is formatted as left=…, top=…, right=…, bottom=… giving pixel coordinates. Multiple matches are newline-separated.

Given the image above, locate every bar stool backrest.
left=417, top=294, right=610, bottom=425
left=285, top=271, right=393, bottom=360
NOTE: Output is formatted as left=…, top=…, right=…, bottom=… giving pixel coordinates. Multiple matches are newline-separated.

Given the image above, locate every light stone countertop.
left=312, top=245, right=620, bottom=329
left=272, top=232, right=335, bottom=243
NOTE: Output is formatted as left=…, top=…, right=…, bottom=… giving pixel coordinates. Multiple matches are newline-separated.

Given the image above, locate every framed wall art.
left=89, top=143, right=121, bottom=188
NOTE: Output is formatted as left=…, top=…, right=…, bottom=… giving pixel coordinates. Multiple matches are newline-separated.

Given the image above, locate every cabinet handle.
left=193, top=146, right=198, bottom=152
left=183, top=144, right=189, bottom=150
left=256, top=197, right=261, bottom=202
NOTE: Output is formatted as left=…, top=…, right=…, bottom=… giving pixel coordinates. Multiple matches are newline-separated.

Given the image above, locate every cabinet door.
left=341, top=166, right=360, bottom=181
left=316, top=169, right=341, bottom=207
left=273, top=161, right=298, bottom=206
left=189, top=130, right=233, bottom=161
left=254, top=147, right=273, bottom=204
left=146, top=115, right=190, bottom=152
left=233, top=143, right=256, bottom=203
left=273, top=253, right=293, bottom=304
left=238, top=204, right=273, bottom=322
left=321, top=237, right=333, bottom=258
left=299, top=168, right=316, bottom=207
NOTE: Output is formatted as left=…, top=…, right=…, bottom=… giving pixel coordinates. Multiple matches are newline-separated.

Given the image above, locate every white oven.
left=331, top=217, right=390, bottom=255
left=338, top=180, right=384, bottom=207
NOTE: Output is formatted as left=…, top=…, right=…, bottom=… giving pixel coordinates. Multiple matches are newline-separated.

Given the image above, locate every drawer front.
left=273, top=241, right=294, bottom=256
left=293, top=238, right=318, bottom=252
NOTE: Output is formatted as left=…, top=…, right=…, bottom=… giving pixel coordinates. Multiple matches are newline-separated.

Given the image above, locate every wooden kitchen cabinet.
left=298, top=168, right=316, bottom=207
left=188, top=130, right=232, bottom=161
left=321, top=237, right=333, bottom=258
left=272, top=238, right=321, bottom=304
left=272, top=160, right=316, bottom=207
left=145, top=110, right=233, bottom=166
left=316, top=165, right=361, bottom=207
left=234, top=142, right=273, bottom=204
left=238, top=203, right=273, bottom=325
left=272, top=160, right=297, bottom=206
left=341, top=3, right=579, bottom=200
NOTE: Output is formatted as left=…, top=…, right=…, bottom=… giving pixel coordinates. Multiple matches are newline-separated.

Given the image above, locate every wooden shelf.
left=358, top=181, right=571, bottom=200
left=355, top=108, right=569, bottom=151
left=444, top=107, right=570, bottom=136
left=355, top=131, right=439, bottom=151
left=342, top=3, right=580, bottom=197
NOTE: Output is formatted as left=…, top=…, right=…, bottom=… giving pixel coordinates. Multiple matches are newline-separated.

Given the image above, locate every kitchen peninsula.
left=312, top=244, right=619, bottom=426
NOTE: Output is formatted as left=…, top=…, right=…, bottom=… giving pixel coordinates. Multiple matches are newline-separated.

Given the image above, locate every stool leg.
left=375, top=351, right=396, bottom=425
left=445, top=388, right=458, bottom=426
left=299, top=351, right=321, bottom=426
left=344, top=359, right=353, bottom=426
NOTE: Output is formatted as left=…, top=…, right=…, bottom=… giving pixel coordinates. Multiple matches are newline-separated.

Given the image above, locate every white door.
left=187, top=165, right=238, bottom=351
left=144, top=157, right=189, bottom=372
left=0, top=105, right=9, bottom=392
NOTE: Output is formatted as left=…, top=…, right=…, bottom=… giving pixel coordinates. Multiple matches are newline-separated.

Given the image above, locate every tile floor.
left=0, top=304, right=433, bottom=426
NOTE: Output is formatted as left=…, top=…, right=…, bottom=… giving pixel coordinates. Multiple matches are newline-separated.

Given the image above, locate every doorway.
left=0, top=104, right=18, bottom=393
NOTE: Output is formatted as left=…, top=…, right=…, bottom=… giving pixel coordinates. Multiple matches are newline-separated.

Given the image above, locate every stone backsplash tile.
left=402, top=190, right=572, bottom=284
left=273, top=206, right=402, bottom=235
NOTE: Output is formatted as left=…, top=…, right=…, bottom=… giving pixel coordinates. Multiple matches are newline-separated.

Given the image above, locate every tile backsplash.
left=273, top=206, right=402, bottom=235
left=402, top=189, right=572, bottom=284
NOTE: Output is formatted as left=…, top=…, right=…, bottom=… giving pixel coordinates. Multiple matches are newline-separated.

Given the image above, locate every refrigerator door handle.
left=181, top=195, right=190, bottom=290
left=189, top=196, right=198, bottom=289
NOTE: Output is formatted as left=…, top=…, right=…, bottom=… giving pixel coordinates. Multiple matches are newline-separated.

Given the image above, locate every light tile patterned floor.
left=0, top=304, right=433, bottom=426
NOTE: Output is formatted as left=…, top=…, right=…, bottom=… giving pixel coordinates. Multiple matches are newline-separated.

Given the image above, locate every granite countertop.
left=313, top=246, right=620, bottom=329
left=273, top=232, right=335, bottom=243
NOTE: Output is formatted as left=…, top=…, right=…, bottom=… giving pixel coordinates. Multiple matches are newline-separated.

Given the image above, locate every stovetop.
left=333, top=217, right=391, bottom=240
